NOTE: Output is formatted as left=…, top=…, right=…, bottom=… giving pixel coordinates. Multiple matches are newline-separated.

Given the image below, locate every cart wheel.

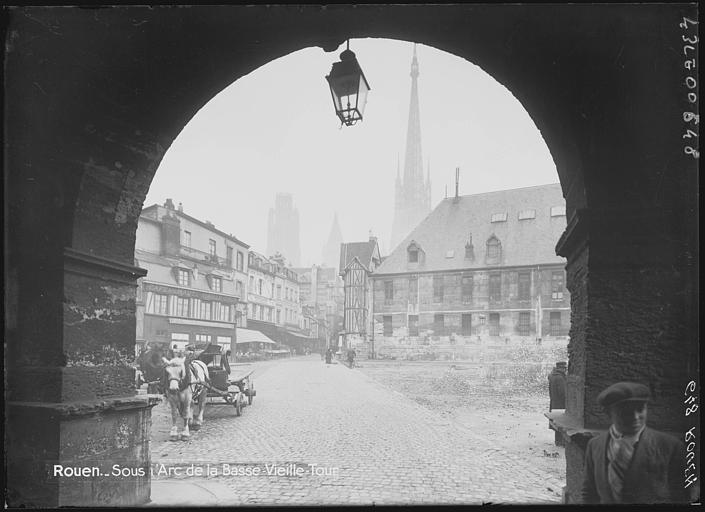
left=234, top=394, right=242, bottom=416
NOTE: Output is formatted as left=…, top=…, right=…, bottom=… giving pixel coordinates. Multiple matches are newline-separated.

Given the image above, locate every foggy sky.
left=145, top=38, right=558, bottom=266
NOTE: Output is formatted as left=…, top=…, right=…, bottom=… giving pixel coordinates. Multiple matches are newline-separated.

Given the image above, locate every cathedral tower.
left=267, top=193, right=301, bottom=266
left=390, top=44, right=432, bottom=251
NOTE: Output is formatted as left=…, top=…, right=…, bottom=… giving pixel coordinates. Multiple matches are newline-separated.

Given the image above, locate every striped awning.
left=236, top=328, right=276, bottom=345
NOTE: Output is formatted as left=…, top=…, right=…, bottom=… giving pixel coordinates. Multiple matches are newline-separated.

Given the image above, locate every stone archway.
left=5, top=4, right=698, bottom=506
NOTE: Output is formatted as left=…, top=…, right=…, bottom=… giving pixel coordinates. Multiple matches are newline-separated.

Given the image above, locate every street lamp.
left=325, top=40, right=371, bottom=126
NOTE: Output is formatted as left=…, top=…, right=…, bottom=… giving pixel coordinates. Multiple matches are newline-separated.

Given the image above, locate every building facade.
left=339, top=236, right=382, bottom=356
left=373, top=184, right=570, bottom=358
left=390, top=44, right=432, bottom=250
left=293, top=264, right=344, bottom=348
left=135, top=199, right=249, bottom=356
left=266, top=192, right=301, bottom=267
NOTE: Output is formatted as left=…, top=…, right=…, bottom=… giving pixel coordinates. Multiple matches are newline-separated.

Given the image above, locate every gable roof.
left=375, top=183, right=567, bottom=275
left=339, top=240, right=381, bottom=274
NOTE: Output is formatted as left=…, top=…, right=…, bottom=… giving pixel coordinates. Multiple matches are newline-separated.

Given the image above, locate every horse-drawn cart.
left=196, top=344, right=256, bottom=416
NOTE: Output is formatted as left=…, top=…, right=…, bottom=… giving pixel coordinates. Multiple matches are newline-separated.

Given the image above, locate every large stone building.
left=134, top=199, right=249, bottom=356
left=321, top=213, right=344, bottom=272
left=390, top=45, right=432, bottom=250
left=373, top=184, right=570, bottom=358
left=266, top=193, right=301, bottom=267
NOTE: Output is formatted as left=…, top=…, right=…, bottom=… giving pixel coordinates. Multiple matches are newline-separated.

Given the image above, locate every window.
left=235, top=280, right=243, bottom=296
left=487, top=236, right=501, bottom=260
left=209, top=239, right=216, bottom=257
left=445, top=250, right=455, bottom=258
left=271, top=283, right=275, bottom=298
left=434, top=314, right=445, bottom=336
left=383, top=316, right=393, bottom=336
left=433, top=276, right=444, bottom=302
left=461, top=275, right=473, bottom=304
left=252, top=304, right=258, bottom=318
left=277, top=285, right=282, bottom=299
left=249, top=275, right=254, bottom=291
left=550, top=312, right=562, bottom=336
left=183, top=230, right=191, bottom=248
left=259, top=307, right=265, bottom=320
left=266, top=307, right=272, bottom=322
left=408, top=249, right=418, bottom=263
left=518, top=272, right=531, bottom=300
left=219, top=304, right=230, bottom=322
left=465, top=242, right=474, bottom=260
left=150, top=293, right=168, bottom=315
left=489, top=273, right=501, bottom=301
left=408, top=315, right=419, bottom=336
left=195, top=334, right=211, bottom=343
left=177, top=269, right=190, bottom=286
left=258, top=279, right=263, bottom=295
left=236, top=251, right=244, bottom=271
left=175, top=297, right=189, bottom=317
left=489, top=313, right=500, bottom=336
left=226, top=246, right=233, bottom=266
left=200, top=301, right=212, bottom=320
left=518, top=209, right=536, bottom=220
left=384, top=281, right=394, bottom=301
left=212, top=276, right=222, bottom=293
left=408, top=277, right=418, bottom=304
left=550, top=205, right=566, bottom=217
left=551, top=271, right=565, bottom=300
left=462, top=314, right=472, bottom=336
left=276, top=310, right=281, bottom=324
left=518, top=312, right=531, bottom=336
left=491, top=212, right=507, bottom=223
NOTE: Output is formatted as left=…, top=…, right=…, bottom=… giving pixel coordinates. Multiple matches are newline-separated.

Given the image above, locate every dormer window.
left=486, top=235, right=502, bottom=262
left=465, top=236, right=474, bottom=260
left=491, top=212, right=507, bottom=223
left=407, top=241, right=423, bottom=264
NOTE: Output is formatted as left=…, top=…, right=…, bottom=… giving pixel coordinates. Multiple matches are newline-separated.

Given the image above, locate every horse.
left=162, top=356, right=210, bottom=441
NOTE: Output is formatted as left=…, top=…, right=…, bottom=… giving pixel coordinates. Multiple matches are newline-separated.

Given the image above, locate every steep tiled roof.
left=375, top=184, right=567, bottom=275
left=339, top=240, right=380, bottom=273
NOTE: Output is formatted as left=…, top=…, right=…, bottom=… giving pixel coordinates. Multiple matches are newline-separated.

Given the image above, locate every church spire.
left=390, top=44, right=431, bottom=251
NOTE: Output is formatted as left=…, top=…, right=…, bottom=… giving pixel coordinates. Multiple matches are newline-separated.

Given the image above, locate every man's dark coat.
left=581, top=427, right=689, bottom=504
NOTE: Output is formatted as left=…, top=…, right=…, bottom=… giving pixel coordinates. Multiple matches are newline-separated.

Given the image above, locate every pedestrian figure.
left=347, top=348, right=356, bottom=368
left=581, top=382, right=690, bottom=504
left=325, top=348, right=333, bottom=364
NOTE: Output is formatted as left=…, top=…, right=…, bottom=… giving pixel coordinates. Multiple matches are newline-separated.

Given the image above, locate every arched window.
left=486, top=235, right=501, bottom=261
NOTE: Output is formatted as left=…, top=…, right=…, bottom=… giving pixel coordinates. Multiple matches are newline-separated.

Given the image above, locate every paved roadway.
left=149, top=355, right=563, bottom=506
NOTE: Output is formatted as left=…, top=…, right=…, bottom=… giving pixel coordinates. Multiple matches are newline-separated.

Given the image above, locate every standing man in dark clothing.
left=581, top=382, right=690, bottom=504
left=548, top=361, right=567, bottom=411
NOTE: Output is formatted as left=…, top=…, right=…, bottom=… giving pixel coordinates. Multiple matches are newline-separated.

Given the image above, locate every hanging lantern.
left=325, top=40, right=371, bottom=126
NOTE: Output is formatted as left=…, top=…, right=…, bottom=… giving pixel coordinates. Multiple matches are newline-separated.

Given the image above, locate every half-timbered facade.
left=339, top=236, right=382, bottom=354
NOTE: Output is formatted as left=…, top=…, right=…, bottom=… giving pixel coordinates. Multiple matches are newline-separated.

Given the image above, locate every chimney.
left=164, top=198, right=175, bottom=210
left=369, top=230, right=377, bottom=243
left=178, top=202, right=183, bottom=212
left=455, top=167, right=460, bottom=199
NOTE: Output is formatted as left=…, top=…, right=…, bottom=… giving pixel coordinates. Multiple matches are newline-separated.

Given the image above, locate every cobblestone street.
left=149, top=356, right=563, bottom=505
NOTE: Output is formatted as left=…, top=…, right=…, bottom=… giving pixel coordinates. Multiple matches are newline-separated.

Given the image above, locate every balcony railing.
left=180, top=245, right=233, bottom=269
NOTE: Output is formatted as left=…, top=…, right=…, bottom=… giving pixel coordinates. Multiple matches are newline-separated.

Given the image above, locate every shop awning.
left=236, top=328, right=276, bottom=345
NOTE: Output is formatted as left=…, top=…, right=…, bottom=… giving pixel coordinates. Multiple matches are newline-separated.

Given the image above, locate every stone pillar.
left=6, top=248, right=159, bottom=507
left=549, top=207, right=694, bottom=503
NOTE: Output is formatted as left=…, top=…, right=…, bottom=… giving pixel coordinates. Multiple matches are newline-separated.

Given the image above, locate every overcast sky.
left=146, top=38, right=558, bottom=266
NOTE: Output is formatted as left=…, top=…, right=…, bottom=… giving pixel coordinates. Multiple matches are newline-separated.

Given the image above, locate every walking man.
left=581, top=382, right=690, bottom=504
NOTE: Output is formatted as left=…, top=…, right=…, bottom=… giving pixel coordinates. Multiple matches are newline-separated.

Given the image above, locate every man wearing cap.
left=581, top=382, right=689, bottom=504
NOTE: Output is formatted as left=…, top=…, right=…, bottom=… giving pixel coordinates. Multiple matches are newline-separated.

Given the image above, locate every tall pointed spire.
left=390, top=44, right=431, bottom=251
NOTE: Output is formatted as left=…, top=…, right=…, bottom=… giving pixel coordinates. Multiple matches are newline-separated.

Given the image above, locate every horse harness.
left=167, top=362, right=206, bottom=399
